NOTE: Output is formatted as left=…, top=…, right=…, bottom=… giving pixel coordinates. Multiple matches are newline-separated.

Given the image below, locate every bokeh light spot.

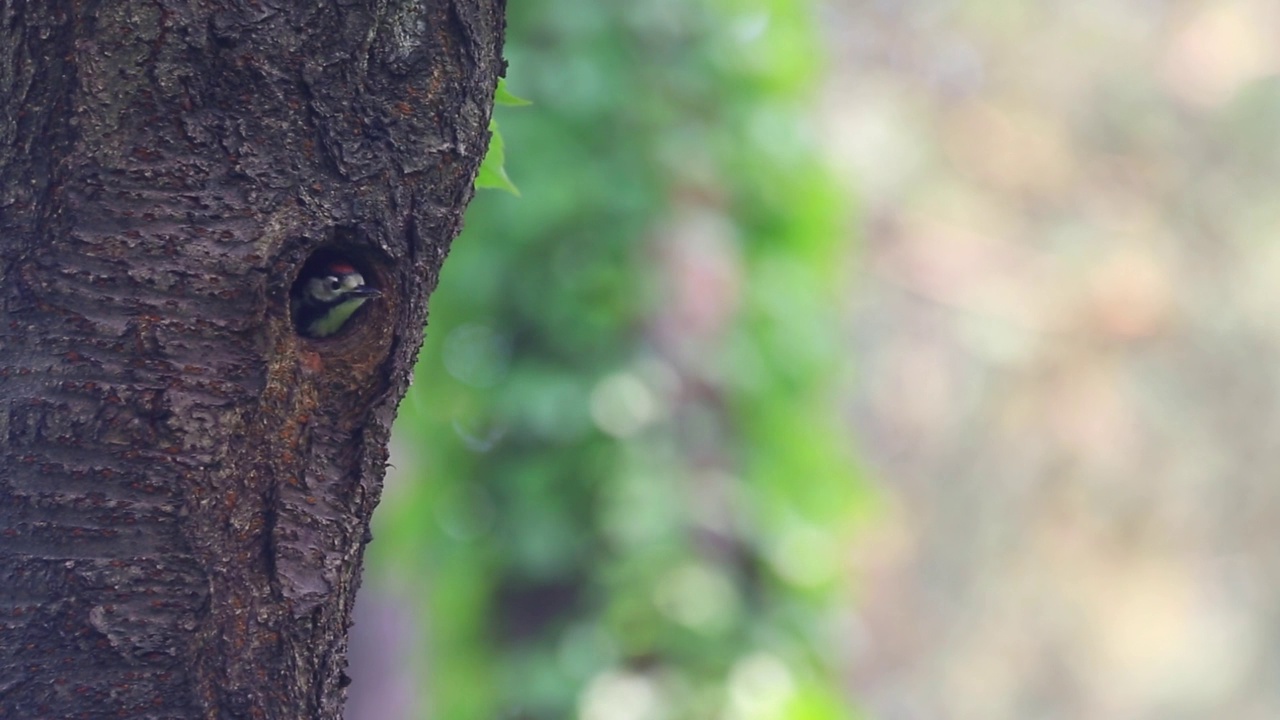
left=579, top=670, right=665, bottom=720
left=443, top=323, right=512, bottom=388
left=728, top=652, right=795, bottom=719
left=653, top=563, right=740, bottom=635
left=590, top=372, right=661, bottom=438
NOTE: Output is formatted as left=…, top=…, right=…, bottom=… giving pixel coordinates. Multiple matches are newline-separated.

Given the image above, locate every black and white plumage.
left=291, top=261, right=381, bottom=338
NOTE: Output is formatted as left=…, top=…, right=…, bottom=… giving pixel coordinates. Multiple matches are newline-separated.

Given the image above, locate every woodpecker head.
left=292, top=261, right=381, bottom=338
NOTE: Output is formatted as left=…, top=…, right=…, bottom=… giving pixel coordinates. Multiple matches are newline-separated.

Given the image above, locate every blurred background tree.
left=346, top=0, right=870, bottom=719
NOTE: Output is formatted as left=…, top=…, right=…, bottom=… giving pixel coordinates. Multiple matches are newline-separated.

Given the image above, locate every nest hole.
left=290, top=243, right=391, bottom=344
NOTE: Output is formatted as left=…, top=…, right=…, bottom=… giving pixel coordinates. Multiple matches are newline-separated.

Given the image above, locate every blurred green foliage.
left=369, top=1, right=871, bottom=717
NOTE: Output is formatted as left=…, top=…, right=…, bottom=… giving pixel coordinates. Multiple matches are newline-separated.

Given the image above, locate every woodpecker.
left=292, top=261, right=381, bottom=338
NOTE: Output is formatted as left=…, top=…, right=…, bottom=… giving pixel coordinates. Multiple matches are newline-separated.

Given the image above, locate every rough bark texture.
left=0, top=1, right=505, bottom=717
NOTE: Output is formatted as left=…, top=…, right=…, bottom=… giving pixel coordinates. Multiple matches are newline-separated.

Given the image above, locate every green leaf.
left=494, top=77, right=532, bottom=107
left=475, top=80, right=529, bottom=195
left=475, top=119, right=520, bottom=195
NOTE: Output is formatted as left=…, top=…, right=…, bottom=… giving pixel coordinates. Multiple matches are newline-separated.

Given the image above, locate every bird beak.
left=350, top=287, right=382, bottom=299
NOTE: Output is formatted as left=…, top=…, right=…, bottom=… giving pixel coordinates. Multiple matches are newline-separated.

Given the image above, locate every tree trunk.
left=0, top=2, right=505, bottom=717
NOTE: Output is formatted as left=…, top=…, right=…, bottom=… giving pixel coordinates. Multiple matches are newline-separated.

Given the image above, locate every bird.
left=291, top=261, right=382, bottom=338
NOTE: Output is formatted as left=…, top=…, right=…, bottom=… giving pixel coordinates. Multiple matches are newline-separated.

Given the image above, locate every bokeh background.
left=348, top=1, right=1280, bottom=719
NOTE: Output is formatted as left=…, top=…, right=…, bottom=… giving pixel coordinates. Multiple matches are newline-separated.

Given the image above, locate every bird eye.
left=327, top=277, right=342, bottom=292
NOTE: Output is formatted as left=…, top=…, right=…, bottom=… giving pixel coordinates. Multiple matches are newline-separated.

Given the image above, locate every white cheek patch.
left=308, top=277, right=336, bottom=302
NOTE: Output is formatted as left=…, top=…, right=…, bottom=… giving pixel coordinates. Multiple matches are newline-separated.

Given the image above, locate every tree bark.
left=0, top=1, right=505, bottom=717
